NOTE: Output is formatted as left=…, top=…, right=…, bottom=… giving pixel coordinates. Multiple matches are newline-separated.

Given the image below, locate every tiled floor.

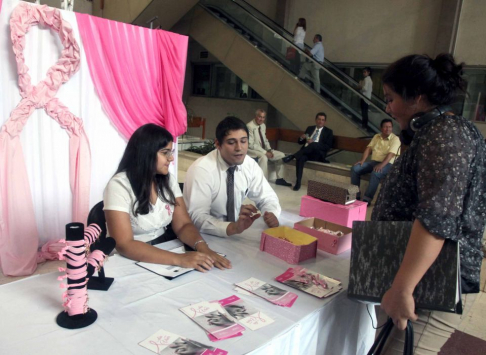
left=1, top=170, right=485, bottom=347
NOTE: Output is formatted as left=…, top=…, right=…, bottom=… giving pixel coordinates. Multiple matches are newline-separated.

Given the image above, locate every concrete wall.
left=285, top=0, right=443, bottom=64
left=245, top=0, right=279, bottom=22
left=454, top=0, right=486, bottom=66
left=91, top=0, right=151, bottom=23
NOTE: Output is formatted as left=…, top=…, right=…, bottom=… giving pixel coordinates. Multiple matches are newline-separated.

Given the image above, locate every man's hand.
left=300, top=134, right=307, bottom=140
left=381, top=286, right=418, bottom=330
left=266, top=151, right=274, bottom=159
left=196, top=243, right=232, bottom=270
left=373, top=163, right=385, bottom=173
left=176, top=252, right=214, bottom=273
left=263, top=211, right=279, bottom=228
left=354, top=160, right=365, bottom=166
left=227, top=204, right=261, bottom=235
left=307, top=139, right=314, bottom=144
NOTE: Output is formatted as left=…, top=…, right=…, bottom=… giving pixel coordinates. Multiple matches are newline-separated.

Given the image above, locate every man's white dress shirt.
left=183, top=149, right=281, bottom=237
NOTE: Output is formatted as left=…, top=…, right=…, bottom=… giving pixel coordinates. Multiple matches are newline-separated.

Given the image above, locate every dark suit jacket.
left=297, top=125, right=334, bottom=161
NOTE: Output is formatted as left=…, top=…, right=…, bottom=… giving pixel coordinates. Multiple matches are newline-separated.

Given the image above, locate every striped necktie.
left=258, top=126, right=265, bottom=148
left=226, top=166, right=236, bottom=222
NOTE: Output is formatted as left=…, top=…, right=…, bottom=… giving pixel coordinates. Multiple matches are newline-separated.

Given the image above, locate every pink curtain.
left=75, top=13, right=188, bottom=139
left=0, top=3, right=91, bottom=276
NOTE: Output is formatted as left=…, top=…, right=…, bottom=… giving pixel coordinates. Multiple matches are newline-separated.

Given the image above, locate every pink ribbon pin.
left=165, top=204, right=172, bottom=216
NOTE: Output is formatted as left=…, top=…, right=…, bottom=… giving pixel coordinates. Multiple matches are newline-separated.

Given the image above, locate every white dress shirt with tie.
left=183, top=149, right=281, bottom=237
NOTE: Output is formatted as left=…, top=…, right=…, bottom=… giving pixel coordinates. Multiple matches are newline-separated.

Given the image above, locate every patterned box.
left=300, top=195, right=367, bottom=228
left=294, top=218, right=352, bottom=254
left=260, top=226, right=317, bottom=264
left=307, top=179, right=359, bottom=205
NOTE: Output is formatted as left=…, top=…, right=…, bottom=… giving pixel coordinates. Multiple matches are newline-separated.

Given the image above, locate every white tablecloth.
left=0, top=212, right=375, bottom=355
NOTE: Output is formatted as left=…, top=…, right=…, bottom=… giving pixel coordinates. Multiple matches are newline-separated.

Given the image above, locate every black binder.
left=348, top=221, right=462, bottom=313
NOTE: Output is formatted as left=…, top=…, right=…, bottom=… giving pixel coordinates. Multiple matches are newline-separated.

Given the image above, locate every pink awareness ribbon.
left=0, top=3, right=91, bottom=276
left=165, top=204, right=172, bottom=216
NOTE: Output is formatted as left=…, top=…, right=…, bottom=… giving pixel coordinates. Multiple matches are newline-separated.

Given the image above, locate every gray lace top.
left=372, top=115, right=486, bottom=293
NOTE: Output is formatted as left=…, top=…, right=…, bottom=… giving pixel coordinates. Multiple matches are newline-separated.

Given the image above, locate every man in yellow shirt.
left=351, top=119, right=400, bottom=205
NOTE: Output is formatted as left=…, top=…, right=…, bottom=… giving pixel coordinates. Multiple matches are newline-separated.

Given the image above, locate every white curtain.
left=0, top=0, right=178, bottom=246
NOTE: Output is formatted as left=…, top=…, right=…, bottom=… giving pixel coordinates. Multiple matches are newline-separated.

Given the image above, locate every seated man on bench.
left=350, top=118, right=400, bottom=205
left=282, top=112, right=333, bottom=191
left=247, top=109, right=291, bottom=186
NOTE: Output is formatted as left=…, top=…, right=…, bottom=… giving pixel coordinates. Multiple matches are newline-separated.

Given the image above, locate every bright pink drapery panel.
left=0, top=3, right=91, bottom=276
left=75, top=13, right=188, bottom=139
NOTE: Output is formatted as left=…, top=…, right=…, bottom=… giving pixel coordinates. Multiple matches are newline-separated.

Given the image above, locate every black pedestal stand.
left=56, top=223, right=97, bottom=329
left=87, top=236, right=116, bottom=291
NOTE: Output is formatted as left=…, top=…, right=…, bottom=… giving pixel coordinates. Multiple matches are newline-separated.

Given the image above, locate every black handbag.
left=348, top=221, right=462, bottom=313
left=367, top=319, right=414, bottom=355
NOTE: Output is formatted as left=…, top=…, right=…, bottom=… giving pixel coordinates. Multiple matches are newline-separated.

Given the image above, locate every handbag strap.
left=404, top=320, right=414, bottom=355
left=367, top=319, right=414, bottom=355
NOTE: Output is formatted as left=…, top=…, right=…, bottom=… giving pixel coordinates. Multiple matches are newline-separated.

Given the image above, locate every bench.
left=265, top=128, right=372, bottom=178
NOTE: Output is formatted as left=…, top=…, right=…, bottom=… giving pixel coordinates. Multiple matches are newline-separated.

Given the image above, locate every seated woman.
left=103, top=123, right=231, bottom=272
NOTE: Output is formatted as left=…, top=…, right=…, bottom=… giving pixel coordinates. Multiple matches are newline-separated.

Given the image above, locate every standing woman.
left=103, top=124, right=231, bottom=272
left=291, top=18, right=306, bottom=74
left=372, top=53, right=486, bottom=354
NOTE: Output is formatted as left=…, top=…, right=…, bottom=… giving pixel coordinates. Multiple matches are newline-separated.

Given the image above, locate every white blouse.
left=293, top=26, right=306, bottom=49
left=103, top=172, right=182, bottom=243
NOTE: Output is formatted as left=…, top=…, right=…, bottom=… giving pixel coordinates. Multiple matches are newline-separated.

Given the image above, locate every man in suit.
left=247, top=109, right=291, bottom=186
left=282, top=112, right=333, bottom=191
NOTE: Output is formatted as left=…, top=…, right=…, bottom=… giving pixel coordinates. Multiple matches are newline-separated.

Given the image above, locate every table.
left=0, top=212, right=375, bottom=354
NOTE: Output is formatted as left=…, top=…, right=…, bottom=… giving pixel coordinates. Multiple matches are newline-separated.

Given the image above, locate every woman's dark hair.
left=297, top=18, right=306, bottom=31
left=363, top=66, right=372, bottom=76
left=382, top=53, right=467, bottom=105
left=215, top=116, right=249, bottom=144
left=116, top=123, right=176, bottom=216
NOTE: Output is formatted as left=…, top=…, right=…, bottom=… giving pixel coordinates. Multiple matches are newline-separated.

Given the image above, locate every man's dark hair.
left=363, top=66, right=372, bottom=75
left=315, top=111, right=327, bottom=120
left=315, top=34, right=322, bottom=42
left=380, top=118, right=393, bottom=128
left=216, top=116, right=249, bottom=143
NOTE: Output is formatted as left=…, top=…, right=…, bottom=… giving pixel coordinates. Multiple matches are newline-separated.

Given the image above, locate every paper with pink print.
left=139, top=329, right=227, bottom=355
left=275, top=267, right=342, bottom=298
left=235, top=277, right=298, bottom=307
left=215, top=295, right=274, bottom=331
left=179, top=301, right=245, bottom=341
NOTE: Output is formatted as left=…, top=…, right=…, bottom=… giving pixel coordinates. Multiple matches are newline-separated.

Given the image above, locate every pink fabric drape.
left=0, top=3, right=91, bottom=276
left=75, top=13, right=188, bottom=139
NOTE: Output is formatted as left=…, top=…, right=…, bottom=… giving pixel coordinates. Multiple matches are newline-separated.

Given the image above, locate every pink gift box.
left=294, top=218, right=352, bottom=254
left=300, top=195, right=367, bottom=228
left=260, top=226, right=317, bottom=264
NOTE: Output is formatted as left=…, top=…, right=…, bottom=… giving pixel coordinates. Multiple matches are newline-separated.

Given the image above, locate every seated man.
left=184, top=116, right=281, bottom=237
left=351, top=118, right=400, bottom=205
left=282, top=112, right=333, bottom=191
left=247, top=109, right=291, bottom=186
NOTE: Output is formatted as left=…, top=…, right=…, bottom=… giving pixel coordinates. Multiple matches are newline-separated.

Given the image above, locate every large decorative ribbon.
left=0, top=2, right=91, bottom=276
